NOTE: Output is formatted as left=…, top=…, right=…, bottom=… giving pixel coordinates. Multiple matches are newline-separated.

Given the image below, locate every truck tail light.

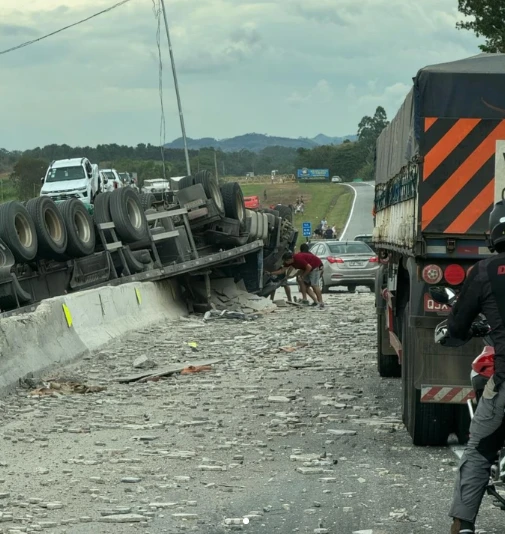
left=422, top=264, right=443, bottom=284
left=327, top=256, right=344, bottom=264
left=444, top=264, right=465, bottom=286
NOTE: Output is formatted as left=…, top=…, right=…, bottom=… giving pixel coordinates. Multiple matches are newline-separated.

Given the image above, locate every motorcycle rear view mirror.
left=429, top=286, right=456, bottom=306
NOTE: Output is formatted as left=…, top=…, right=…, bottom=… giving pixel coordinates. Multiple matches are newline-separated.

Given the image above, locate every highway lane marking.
left=340, top=183, right=357, bottom=240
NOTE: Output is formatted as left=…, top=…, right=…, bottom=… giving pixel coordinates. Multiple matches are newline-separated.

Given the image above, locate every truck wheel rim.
left=44, top=208, right=63, bottom=245
left=126, top=197, right=143, bottom=229
left=74, top=211, right=91, bottom=243
left=236, top=199, right=244, bottom=222
left=15, top=214, right=33, bottom=248
left=210, top=182, right=224, bottom=210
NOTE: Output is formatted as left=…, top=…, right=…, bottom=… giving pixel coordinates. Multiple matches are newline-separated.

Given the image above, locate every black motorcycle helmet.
left=488, top=194, right=505, bottom=253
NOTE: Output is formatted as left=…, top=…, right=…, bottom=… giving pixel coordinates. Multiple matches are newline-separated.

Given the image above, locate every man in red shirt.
left=282, top=251, right=324, bottom=308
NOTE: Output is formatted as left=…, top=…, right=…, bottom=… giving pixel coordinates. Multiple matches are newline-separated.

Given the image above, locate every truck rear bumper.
left=421, top=385, right=475, bottom=404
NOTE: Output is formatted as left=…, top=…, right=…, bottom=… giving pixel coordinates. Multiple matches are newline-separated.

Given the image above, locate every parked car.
left=99, top=169, right=123, bottom=192
left=310, top=240, right=378, bottom=293
left=142, top=179, right=170, bottom=194
left=40, top=157, right=100, bottom=203
left=353, top=233, right=376, bottom=252
left=117, top=172, right=138, bottom=191
left=331, top=176, right=342, bottom=183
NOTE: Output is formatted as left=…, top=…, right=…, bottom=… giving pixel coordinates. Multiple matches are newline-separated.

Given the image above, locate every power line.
left=0, top=0, right=134, bottom=57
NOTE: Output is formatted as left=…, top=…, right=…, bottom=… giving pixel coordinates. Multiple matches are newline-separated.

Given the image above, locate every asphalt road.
left=1, top=291, right=504, bottom=534
left=340, top=182, right=375, bottom=240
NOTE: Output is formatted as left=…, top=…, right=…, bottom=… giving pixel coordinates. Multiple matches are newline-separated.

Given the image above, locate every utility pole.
left=214, top=151, right=218, bottom=179
left=160, top=0, right=191, bottom=176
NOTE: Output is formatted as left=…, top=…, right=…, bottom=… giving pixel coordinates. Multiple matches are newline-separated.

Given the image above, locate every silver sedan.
left=309, top=240, right=379, bottom=293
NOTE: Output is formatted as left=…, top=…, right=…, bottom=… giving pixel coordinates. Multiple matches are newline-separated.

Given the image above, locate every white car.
left=331, top=176, right=342, bottom=183
left=118, top=172, right=139, bottom=191
left=41, top=157, right=100, bottom=203
left=142, top=178, right=170, bottom=194
left=99, top=169, right=123, bottom=192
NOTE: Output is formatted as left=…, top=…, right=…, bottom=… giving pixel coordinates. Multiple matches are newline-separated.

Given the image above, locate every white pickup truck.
left=99, top=169, right=124, bottom=192
left=40, top=158, right=101, bottom=203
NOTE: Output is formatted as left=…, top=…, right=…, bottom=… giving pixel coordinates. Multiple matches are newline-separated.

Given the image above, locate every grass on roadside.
left=239, top=182, right=354, bottom=248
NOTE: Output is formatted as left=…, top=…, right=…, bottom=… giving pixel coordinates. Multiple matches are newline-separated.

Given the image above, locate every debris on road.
left=0, top=291, right=495, bottom=533
left=203, top=309, right=261, bottom=321
left=180, top=364, right=213, bottom=374
left=194, top=277, right=277, bottom=314
left=132, top=355, right=157, bottom=369
left=29, top=379, right=106, bottom=396
left=117, top=358, right=222, bottom=383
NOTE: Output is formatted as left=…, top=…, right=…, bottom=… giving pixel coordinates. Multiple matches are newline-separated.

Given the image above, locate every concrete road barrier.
left=0, top=279, right=186, bottom=393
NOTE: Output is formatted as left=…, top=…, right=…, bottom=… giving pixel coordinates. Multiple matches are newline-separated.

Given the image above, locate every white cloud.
left=0, top=0, right=483, bottom=149
left=287, top=79, right=333, bottom=106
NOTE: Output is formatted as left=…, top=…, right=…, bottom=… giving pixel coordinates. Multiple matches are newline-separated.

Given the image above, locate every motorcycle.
left=429, top=286, right=505, bottom=509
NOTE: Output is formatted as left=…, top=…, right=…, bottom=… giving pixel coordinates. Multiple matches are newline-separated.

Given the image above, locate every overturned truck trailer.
left=0, top=170, right=297, bottom=316
left=373, top=53, right=505, bottom=446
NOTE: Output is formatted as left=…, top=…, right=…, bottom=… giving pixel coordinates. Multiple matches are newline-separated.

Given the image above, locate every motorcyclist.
left=447, top=199, right=505, bottom=534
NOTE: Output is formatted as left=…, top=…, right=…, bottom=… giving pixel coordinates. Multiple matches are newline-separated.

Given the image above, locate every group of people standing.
left=314, top=217, right=337, bottom=239
left=266, top=243, right=324, bottom=309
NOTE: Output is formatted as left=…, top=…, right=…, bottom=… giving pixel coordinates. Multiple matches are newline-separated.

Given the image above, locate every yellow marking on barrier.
left=135, top=288, right=142, bottom=305
left=62, top=304, right=73, bottom=328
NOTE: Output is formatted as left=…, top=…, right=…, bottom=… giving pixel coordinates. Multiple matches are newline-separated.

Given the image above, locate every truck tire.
left=123, top=247, right=145, bottom=273
left=0, top=202, right=38, bottom=263
left=402, top=305, right=453, bottom=446
left=411, top=389, right=453, bottom=446
left=109, top=188, right=148, bottom=243
left=318, top=276, right=329, bottom=294
left=178, top=175, right=194, bottom=190
left=221, top=182, right=246, bottom=231
left=275, top=204, right=293, bottom=223
left=139, top=193, right=156, bottom=211
left=57, top=199, right=96, bottom=257
left=256, top=210, right=264, bottom=240
left=261, top=213, right=269, bottom=240
left=377, top=311, right=401, bottom=378
left=194, top=170, right=225, bottom=216
left=455, top=404, right=471, bottom=445
left=94, top=191, right=112, bottom=224
left=93, top=191, right=113, bottom=242
left=25, top=197, right=67, bottom=259
left=262, top=208, right=280, bottom=218
left=401, top=307, right=411, bottom=427
left=246, top=210, right=258, bottom=240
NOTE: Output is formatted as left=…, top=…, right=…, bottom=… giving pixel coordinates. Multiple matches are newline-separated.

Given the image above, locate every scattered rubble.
left=0, top=289, right=492, bottom=533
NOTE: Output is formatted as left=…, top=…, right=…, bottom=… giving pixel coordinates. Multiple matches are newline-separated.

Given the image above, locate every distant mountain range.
left=165, top=133, right=358, bottom=152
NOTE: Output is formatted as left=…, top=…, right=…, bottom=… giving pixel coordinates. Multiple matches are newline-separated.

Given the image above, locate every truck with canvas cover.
left=373, top=53, right=505, bottom=446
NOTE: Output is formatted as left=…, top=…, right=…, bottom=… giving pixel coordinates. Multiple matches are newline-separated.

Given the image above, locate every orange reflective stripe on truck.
left=423, top=118, right=480, bottom=180
left=420, top=118, right=505, bottom=234
left=424, top=117, right=437, bottom=132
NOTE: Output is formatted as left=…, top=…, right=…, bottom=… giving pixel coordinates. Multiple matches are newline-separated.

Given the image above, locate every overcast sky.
left=0, top=0, right=481, bottom=150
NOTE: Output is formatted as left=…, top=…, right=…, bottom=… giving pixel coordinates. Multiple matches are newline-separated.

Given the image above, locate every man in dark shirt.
left=282, top=251, right=324, bottom=308
left=448, top=200, right=505, bottom=534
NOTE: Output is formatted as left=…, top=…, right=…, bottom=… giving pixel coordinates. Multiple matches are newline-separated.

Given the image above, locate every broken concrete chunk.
left=327, top=429, right=357, bottom=436
left=132, top=355, right=156, bottom=369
